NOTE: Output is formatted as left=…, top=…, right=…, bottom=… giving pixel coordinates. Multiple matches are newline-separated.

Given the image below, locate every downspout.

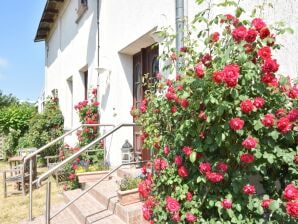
left=97, top=0, right=100, bottom=71
left=176, top=0, right=184, bottom=72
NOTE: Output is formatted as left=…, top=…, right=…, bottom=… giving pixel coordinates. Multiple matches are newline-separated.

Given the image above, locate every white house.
left=35, top=0, right=298, bottom=167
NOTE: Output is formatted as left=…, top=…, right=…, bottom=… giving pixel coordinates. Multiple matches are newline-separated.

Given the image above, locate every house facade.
left=35, top=0, right=298, bottom=166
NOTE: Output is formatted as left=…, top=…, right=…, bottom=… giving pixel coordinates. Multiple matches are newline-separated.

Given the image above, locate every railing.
left=46, top=160, right=148, bottom=224
left=27, top=123, right=137, bottom=221
left=25, top=123, right=115, bottom=221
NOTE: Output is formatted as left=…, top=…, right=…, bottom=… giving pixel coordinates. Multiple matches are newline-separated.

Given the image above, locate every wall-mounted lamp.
left=95, top=67, right=111, bottom=75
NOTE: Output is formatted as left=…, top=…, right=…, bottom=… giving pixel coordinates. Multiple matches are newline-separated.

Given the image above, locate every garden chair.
left=45, top=155, right=67, bottom=185
left=2, top=147, right=37, bottom=197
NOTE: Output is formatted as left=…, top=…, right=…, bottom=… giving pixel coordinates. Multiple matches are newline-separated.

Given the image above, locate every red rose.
left=199, top=111, right=207, bottom=120
left=252, top=18, right=266, bottom=31
left=262, top=113, right=275, bottom=127
left=260, top=27, right=270, bottom=39
left=216, top=162, right=228, bottom=173
left=171, top=105, right=177, bottom=113
left=223, top=64, right=240, bottom=87
left=178, top=166, right=189, bottom=178
left=240, top=153, right=255, bottom=163
left=261, top=198, right=273, bottom=209
left=139, top=182, right=150, bottom=198
left=160, top=159, right=167, bottom=170
left=206, top=172, right=224, bottom=183
left=164, top=145, right=170, bottom=155
left=242, top=136, right=257, bottom=149
left=240, top=99, right=254, bottom=113
left=229, top=117, right=245, bottom=130
left=222, top=199, right=232, bottom=209
left=185, top=213, right=197, bottom=222
left=172, top=213, right=181, bottom=221
left=201, top=53, right=212, bottom=67
left=180, top=98, right=189, bottom=108
left=262, top=59, right=279, bottom=73
left=287, top=86, right=298, bottom=99
left=211, top=32, right=220, bottom=42
left=68, top=173, right=75, bottom=180
left=212, top=70, right=223, bottom=84
left=245, top=29, right=257, bottom=43
left=183, top=146, right=193, bottom=156
left=277, top=117, right=292, bottom=133
left=286, top=201, right=298, bottom=218
left=257, top=46, right=271, bottom=59
left=195, top=63, right=204, bottom=78
left=244, top=44, right=253, bottom=53
left=174, top=156, right=183, bottom=167
left=243, top=184, right=256, bottom=195
left=283, top=184, right=298, bottom=201
left=142, top=205, right=152, bottom=220
left=276, top=108, right=287, bottom=117
left=294, top=155, right=298, bottom=164
left=261, top=73, right=277, bottom=85
left=253, top=97, right=265, bottom=108
left=166, top=196, right=180, bottom=212
left=199, top=162, right=212, bottom=174
left=232, top=26, right=247, bottom=42
left=186, top=192, right=193, bottom=201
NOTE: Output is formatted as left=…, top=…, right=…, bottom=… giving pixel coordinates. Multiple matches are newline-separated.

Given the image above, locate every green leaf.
left=190, top=151, right=197, bottom=163
left=269, top=200, right=279, bottom=211
left=269, top=131, right=279, bottom=140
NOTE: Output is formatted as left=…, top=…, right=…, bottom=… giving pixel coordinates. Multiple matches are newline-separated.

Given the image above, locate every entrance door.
left=133, top=44, right=159, bottom=161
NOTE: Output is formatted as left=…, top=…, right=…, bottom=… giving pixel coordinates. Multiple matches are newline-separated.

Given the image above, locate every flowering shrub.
left=63, top=89, right=104, bottom=190
left=136, top=1, right=297, bottom=223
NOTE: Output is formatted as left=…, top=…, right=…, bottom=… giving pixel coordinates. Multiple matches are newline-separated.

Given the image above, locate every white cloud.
left=0, top=57, right=8, bottom=68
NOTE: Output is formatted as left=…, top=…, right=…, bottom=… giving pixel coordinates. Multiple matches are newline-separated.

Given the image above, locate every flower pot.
left=117, top=188, right=140, bottom=206
left=76, top=170, right=111, bottom=189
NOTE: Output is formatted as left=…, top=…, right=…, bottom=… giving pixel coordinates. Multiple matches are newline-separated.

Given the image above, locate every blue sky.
left=0, top=0, right=46, bottom=101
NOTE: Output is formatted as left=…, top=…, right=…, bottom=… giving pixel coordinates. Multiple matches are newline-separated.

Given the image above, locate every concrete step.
left=63, top=188, right=125, bottom=224
left=87, top=177, right=146, bottom=224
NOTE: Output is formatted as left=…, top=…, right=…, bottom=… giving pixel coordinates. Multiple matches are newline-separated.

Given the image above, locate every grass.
left=0, top=160, right=64, bottom=224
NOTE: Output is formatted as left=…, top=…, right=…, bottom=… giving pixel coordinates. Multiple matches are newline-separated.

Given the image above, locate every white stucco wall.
left=42, top=0, right=297, bottom=166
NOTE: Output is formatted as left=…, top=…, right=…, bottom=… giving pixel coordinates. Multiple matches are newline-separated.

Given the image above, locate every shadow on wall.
left=118, top=53, right=134, bottom=96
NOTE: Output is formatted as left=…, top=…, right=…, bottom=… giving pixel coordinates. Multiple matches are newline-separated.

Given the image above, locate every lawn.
left=0, top=160, right=64, bottom=224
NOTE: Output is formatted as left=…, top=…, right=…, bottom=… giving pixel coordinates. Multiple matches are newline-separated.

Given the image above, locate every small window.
left=83, top=70, right=88, bottom=100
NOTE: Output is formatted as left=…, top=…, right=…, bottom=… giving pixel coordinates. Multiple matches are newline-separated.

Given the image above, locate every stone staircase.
left=21, top=167, right=147, bottom=224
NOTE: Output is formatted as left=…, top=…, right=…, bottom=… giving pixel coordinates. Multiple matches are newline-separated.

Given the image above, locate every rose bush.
left=135, top=1, right=298, bottom=223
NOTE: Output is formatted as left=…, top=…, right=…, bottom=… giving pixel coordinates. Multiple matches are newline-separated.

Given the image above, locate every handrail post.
left=29, top=158, right=33, bottom=221
left=45, top=181, right=51, bottom=224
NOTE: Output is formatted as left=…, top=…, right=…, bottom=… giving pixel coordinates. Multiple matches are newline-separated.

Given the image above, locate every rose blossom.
left=286, top=201, right=298, bottom=218
left=183, top=146, right=192, bottom=156
left=164, top=145, right=170, bottom=155
left=261, top=198, right=273, bottom=209
left=172, top=213, right=181, bottom=221
left=211, top=32, right=220, bottom=42
left=262, top=113, right=275, bottom=127
left=277, top=117, right=292, bottom=133
left=178, top=166, right=189, bottom=178
left=242, top=136, right=257, bottom=149
left=206, top=172, right=224, bottom=183
left=240, top=99, right=254, bottom=113
left=171, top=105, right=177, bottom=113
left=216, top=162, right=228, bottom=173
left=201, top=53, right=212, bottom=67
left=142, top=205, right=152, bottom=220
left=240, top=153, right=255, bottom=163
left=288, top=109, right=298, bottom=122
left=232, top=26, right=247, bottom=42
left=179, top=98, right=189, bottom=108
left=186, top=192, right=193, bottom=201
left=229, top=117, right=245, bottom=130
left=166, top=196, right=180, bottom=212
left=252, top=18, right=266, bottom=31
left=174, top=156, right=183, bottom=167
left=222, top=64, right=240, bottom=87
left=257, top=46, right=271, bottom=59
left=243, top=184, right=256, bottom=195
left=262, top=59, right=279, bottom=73
left=283, top=184, right=298, bottom=201
left=287, top=85, right=298, bottom=99
left=185, top=213, right=197, bottom=222
left=245, top=28, right=257, bottom=43
left=294, top=155, right=298, bottom=164
left=260, top=27, right=270, bottom=39
left=253, top=97, right=265, bottom=108
left=199, top=162, right=212, bottom=174
left=212, top=70, right=223, bottom=83
left=195, top=63, right=204, bottom=78
left=222, top=199, right=232, bottom=209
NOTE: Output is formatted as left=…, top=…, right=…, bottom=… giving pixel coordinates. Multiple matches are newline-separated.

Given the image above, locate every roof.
left=34, top=0, right=65, bottom=42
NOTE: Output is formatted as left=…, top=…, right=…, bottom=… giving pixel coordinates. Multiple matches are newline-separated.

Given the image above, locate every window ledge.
left=76, top=4, right=88, bottom=24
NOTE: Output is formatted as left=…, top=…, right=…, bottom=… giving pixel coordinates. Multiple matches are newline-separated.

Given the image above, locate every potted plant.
left=117, top=175, right=141, bottom=206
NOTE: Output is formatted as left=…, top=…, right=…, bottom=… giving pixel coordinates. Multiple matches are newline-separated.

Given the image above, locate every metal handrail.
left=47, top=160, right=148, bottom=222
left=35, top=123, right=137, bottom=186
left=26, top=123, right=115, bottom=220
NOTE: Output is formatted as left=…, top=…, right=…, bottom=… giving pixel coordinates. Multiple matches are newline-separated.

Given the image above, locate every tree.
left=0, top=90, right=18, bottom=108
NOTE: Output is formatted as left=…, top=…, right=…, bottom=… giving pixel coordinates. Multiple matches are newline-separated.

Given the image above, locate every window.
left=66, top=77, right=74, bottom=129
left=80, top=0, right=88, bottom=6
left=83, top=70, right=88, bottom=100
